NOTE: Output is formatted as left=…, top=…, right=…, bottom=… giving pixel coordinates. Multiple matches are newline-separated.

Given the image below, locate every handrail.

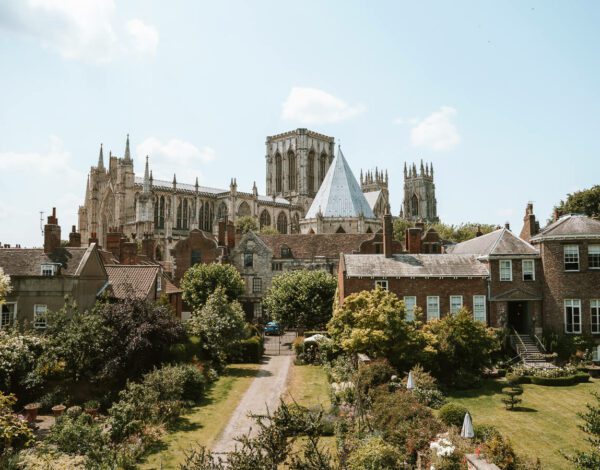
left=511, top=328, right=528, bottom=353
left=533, top=334, right=546, bottom=353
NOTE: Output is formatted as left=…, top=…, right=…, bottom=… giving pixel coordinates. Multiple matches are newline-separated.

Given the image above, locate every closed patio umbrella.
left=460, top=412, right=474, bottom=439
left=406, top=371, right=415, bottom=390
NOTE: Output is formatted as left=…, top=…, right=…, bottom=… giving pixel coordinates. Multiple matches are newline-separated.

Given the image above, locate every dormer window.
left=41, top=264, right=56, bottom=276
left=281, top=245, right=291, bottom=258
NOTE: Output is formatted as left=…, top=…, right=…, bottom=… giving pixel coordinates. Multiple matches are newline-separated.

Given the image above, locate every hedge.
left=235, top=336, right=264, bottom=363
left=508, top=372, right=589, bottom=386
left=167, top=335, right=203, bottom=363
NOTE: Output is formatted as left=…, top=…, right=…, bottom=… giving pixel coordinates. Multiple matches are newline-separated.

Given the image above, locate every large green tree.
left=423, top=308, right=499, bottom=387
left=393, top=220, right=496, bottom=243
left=263, top=270, right=337, bottom=331
left=181, top=263, right=245, bottom=311
left=327, top=287, right=429, bottom=370
left=555, top=185, right=600, bottom=218
left=236, top=216, right=259, bottom=234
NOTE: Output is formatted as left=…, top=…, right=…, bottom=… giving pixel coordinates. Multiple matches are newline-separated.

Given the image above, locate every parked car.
left=264, top=321, right=283, bottom=336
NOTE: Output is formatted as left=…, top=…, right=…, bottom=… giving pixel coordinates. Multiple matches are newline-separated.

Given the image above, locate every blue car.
left=264, top=321, right=283, bottom=336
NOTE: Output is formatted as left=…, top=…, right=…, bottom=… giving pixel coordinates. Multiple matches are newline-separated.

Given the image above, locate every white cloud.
left=0, top=0, right=158, bottom=64
left=410, top=106, right=461, bottom=151
left=136, top=138, right=215, bottom=182
left=126, top=19, right=159, bottom=56
left=281, top=87, right=365, bottom=124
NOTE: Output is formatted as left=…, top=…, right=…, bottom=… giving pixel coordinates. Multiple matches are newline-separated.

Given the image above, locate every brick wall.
left=170, top=230, right=220, bottom=283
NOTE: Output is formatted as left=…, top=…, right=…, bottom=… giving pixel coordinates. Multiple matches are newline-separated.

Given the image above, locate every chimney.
left=106, top=229, right=123, bottom=260
left=226, top=220, right=236, bottom=250
left=44, top=207, right=61, bottom=254
left=406, top=226, right=423, bottom=254
left=519, top=203, right=538, bottom=241
left=383, top=209, right=393, bottom=258
left=120, top=241, right=138, bottom=265
left=504, top=222, right=510, bottom=230
left=553, top=208, right=562, bottom=222
left=68, top=225, right=82, bottom=247
left=89, top=232, right=99, bottom=247
left=218, top=218, right=226, bottom=246
left=142, top=235, right=156, bottom=261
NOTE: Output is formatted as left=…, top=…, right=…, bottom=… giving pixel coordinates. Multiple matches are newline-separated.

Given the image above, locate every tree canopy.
left=0, top=267, right=11, bottom=304
left=181, top=263, right=245, bottom=311
left=263, top=270, right=337, bottom=331
left=555, top=185, right=600, bottom=218
left=393, top=220, right=496, bottom=243
left=236, top=216, right=259, bottom=234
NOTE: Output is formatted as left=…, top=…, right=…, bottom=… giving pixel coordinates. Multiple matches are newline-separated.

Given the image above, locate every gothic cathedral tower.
left=402, top=160, right=438, bottom=222
left=265, top=129, right=335, bottom=212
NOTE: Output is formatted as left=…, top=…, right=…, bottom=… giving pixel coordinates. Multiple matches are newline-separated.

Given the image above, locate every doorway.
left=507, top=301, right=529, bottom=334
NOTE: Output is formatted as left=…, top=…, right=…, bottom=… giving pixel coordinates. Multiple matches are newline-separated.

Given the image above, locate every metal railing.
left=533, top=334, right=547, bottom=353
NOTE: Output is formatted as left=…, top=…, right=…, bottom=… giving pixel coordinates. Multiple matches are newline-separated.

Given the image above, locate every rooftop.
left=447, top=228, right=539, bottom=257
left=258, top=233, right=378, bottom=259
left=530, top=214, right=600, bottom=242
left=0, top=246, right=90, bottom=276
left=105, top=264, right=160, bottom=299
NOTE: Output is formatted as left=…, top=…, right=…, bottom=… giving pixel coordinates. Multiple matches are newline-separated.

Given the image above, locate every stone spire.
left=98, top=143, right=104, bottom=170
left=404, top=162, right=407, bottom=178
left=420, top=159, right=425, bottom=176
left=124, top=134, right=131, bottom=162
left=252, top=181, right=258, bottom=197
left=195, top=177, right=199, bottom=193
left=149, top=170, right=153, bottom=185
left=172, top=173, right=177, bottom=190
left=143, top=156, right=150, bottom=193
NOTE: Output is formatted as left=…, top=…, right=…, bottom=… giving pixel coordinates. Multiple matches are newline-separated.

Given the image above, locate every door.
left=507, top=301, right=528, bottom=334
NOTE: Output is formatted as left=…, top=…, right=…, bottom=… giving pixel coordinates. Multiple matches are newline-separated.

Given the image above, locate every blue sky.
left=1, top=1, right=599, bottom=246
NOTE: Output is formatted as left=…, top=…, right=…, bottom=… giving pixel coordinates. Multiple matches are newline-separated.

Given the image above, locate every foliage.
left=438, top=402, right=469, bottom=427
left=17, top=445, right=87, bottom=470
left=0, top=267, right=11, bottom=304
left=501, top=385, right=523, bottom=410
left=555, top=185, right=600, bottom=218
left=236, top=216, right=258, bottom=234
left=181, top=263, right=244, bottom=311
left=141, top=364, right=206, bottom=403
left=356, top=359, right=396, bottom=397
left=564, top=392, right=600, bottom=468
left=46, top=413, right=107, bottom=462
left=370, top=388, right=443, bottom=463
left=263, top=270, right=337, bottom=331
left=392, top=218, right=413, bottom=242
left=231, top=336, right=264, bottom=363
left=0, top=392, right=34, bottom=455
left=346, top=436, right=404, bottom=470
left=327, top=287, right=429, bottom=371
left=188, top=287, right=246, bottom=369
left=544, top=332, right=596, bottom=361
left=0, top=330, right=46, bottom=393
left=423, top=309, right=500, bottom=387
left=259, top=226, right=279, bottom=235
left=406, top=363, right=438, bottom=390
left=413, top=387, right=446, bottom=409
left=510, top=364, right=589, bottom=386
left=484, top=433, right=521, bottom=470
left=428, top=222, right=496, bottom=243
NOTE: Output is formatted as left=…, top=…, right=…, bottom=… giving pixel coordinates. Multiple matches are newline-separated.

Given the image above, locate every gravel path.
left=211, top=354, right=293, bottom=455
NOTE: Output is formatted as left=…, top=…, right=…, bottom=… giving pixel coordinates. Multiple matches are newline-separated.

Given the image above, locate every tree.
left=555, top=185, right=600, bottom=218
left=564, top=392, right=600, bottom=468
left=423, top=308, right=500, bottom=387
left=429, top=222, right=496, bottom=242
left=181, top=263, right=245, bottom=311
left=263, top=270, right=337, bottom=331
left=260, top=226, right=279, bottom=235
left=0, top=267, right=11, bottom=304
left=188, top=287, right=246, bottom=367
left=392, top=218, right=413, bottom=242
left=327, top=287, right=429, bottom=370
left=237, top=216, right=259, bottom=234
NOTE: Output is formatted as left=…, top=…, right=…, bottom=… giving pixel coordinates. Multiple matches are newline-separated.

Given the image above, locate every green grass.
left=138, top=363, right=261, bottom=470
left=447, top=378, right=600, bottom=469
left=285, top=363, right=332, bottom=410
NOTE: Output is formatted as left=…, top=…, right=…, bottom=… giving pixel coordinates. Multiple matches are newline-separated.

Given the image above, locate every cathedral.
left=78, top=129, right=437, bottom=263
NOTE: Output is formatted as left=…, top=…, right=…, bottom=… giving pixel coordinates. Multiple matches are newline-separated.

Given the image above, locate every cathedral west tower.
left=402, top=160, right=438, bottom=223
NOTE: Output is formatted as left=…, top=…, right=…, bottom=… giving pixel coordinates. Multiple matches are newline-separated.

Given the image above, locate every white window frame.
left=156, top=275, right=162, bottom=292
left=564, top=245, right=580, bottom=272
left=564, top=299, right=582, bottom=334
left=1, top=302, right=17, bottom=328
left=33, top=304, right=48, bottom=329
left=499, top=260, right=512, bottom=281
left=375, top=279, right=388, bottom=291
left=427, top=296, right=440, bottom=321
left=593, top=345, right=600, bottom=362
left=254, top=302, right=262, bottom=318
left=449, top=295, right=463, bottom=314
left=589, top=245, right=600, bottom=270
left=592, top=300, right=600, bottom=335
left=404, top=296, right=416, bottom=322
left=40, top=264, right=56, bottom=276
left=522, top=259, right=535, bottom=281
left=473, top=295, right=487, bottom=323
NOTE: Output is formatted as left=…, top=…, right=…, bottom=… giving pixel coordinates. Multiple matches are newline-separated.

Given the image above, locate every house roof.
left=343, top=253, right=489, bottom=278
left=446, top=228, right=539, bottom=257
left=305, top=148, right=376, bottom=220
left=0, top=246, right=90, bottom=276
left=105, top=265, right=159, bottom=299
left=530, top=214, right=600, bottom=242
left=258, top=233, right=377, bottom=259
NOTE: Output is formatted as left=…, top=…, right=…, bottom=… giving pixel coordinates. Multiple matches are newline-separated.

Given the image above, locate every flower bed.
left=508, top=364, right=589, bottom=386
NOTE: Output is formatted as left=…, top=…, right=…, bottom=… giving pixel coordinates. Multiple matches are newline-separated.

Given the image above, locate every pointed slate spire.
left=98, top=143, right=104, bottom=170
left=124, top=134, right=131, bottom=162
left=143, top=156, right=150, bottom=193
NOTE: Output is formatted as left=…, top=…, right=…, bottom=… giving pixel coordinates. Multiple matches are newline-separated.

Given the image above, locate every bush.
left=357, top=359, right=396, bottom=397
left=529, top=372, right=589, bottom=386
left=293, top=337, right=304, bottom=357
left=474, top=424, right=501, bottom=442
left=438, top=402, right=469, bottom=427
left=413, top=387, right=446, bottom=409
left=46, top=413, right=107, bottom=461
left=232, top=336, right=263, bottom=363
left=347, top=436, right=404, bottom=470
left=0, top=392, right=34, bottom=454
left=141, top=364, right=206, bottom=403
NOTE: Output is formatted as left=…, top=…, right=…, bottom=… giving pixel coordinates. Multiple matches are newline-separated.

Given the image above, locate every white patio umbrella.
left=406, top=371, right=415, bottom=390
left=460, top=412, right=474, bottom=439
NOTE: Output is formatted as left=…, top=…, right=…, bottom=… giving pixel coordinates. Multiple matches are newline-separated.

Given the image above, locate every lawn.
left=447, top=378, right=600, bottom=469
left=138, top=363, right=261, bottom=470
left=284, top=363, right=332, bottom=409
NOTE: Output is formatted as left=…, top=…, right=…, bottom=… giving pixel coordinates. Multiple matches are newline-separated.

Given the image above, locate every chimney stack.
left=383, top=207, right=393, bottom=258
left=504, top=222, right=510, bottom=230
left=553, top=208, right=562, bottom=222
left=218, top=218, right=226, bottom=246
left=226, top=219, right=236, bottom=250
left=120, top=241, right=138, bottom=265
left=44, top=207, right=61, bottom=254
left=68, top=225, right=82, bottom=247
left=406, top=225, right=423, bottom=254
left=142, top=235, right=156, bottom=261
left=519, top=203, right=539, bottom=241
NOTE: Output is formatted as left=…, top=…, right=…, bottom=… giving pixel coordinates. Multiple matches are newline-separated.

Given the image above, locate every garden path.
left=211, top=354, right=293, bottom=454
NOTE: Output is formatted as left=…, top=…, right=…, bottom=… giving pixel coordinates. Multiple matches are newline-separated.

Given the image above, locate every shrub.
left=407, top=364, right=438, bottom=390
left=438, top=402, right=469, bottom=427
left=413, top=387, right=446, bottom=409
left=232, top=336, right=263, bottom=363
left=293, top=337, right=305, bottom=357
left=140, top=364, right=206, bottom=404
left=347, top=436, right=404, bottom=470
left=529, top=372, right=589, bottom=386
left=356, top=359, right=396, bottom=397
left=0, top=392, right=34, bottom=454
left=501, top=385, right=523, bottom=410
left=474, top=424, right=501, bottom=443
left=46, top=413, right=107, bottom=461
left=0, top=330, right=46, bottom=394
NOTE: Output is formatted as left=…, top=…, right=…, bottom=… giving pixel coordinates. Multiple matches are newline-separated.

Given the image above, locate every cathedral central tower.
left=402, top=160, right=438, bottom=223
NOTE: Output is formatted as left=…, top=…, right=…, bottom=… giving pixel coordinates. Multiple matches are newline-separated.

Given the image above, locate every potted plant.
left=24, top=403, right=41, bottom=423
left=84, top=400, right=100, bottom=418
left=52, top=404, right=66, bottom=417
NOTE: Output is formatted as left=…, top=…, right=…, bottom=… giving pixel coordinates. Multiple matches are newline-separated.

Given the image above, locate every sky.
left=1, top=1, right=599, bottom=246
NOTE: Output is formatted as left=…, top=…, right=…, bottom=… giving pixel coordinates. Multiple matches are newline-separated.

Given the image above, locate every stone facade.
left=402, top=160, right=438, bottom=222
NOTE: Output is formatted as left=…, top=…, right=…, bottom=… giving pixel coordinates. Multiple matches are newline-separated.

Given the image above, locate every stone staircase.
left=510, top=332, right=556, bottom=368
